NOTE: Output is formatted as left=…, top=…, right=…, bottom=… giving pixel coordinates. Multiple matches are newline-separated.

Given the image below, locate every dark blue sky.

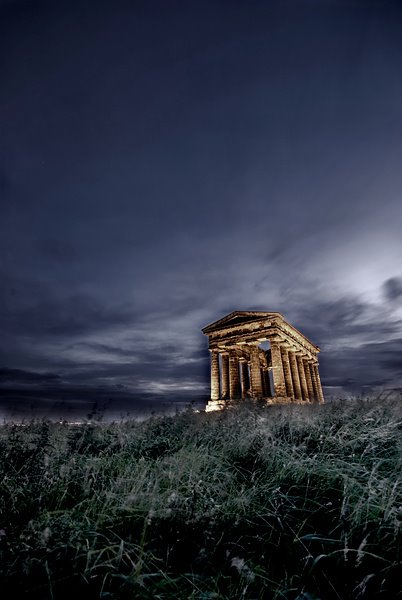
left=1, top=0, right=402, bottom=412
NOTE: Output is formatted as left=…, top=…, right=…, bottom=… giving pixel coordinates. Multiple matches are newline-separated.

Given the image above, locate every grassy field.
left=0, top=397, right=401, bottom=599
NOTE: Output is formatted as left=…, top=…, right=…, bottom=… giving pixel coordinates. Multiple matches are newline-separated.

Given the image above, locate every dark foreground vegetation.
left=0, top=397, right=401, bottom=599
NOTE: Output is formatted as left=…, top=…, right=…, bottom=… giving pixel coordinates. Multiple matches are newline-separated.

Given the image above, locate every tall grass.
left=0, top=397, right=401, bottom=599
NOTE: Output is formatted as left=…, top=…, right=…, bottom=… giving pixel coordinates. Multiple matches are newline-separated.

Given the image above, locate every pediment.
left=202, top=311, right=281, bottom=334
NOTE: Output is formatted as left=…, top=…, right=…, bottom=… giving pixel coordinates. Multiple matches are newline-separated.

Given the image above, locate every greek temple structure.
left=202, top=311, right=324, bottom=411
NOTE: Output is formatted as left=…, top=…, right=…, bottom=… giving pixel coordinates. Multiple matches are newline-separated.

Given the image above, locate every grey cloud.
left=383, top=277, right=402, bottom=302
left=1, top=263, right=400, bottom=398
left=188, top=348, right=210, bottom=361
left=284, top=293, right=402, bottom=349
left=66, top=364, right=208, bottom=390
left=0, top=273, right=139, bottom=338
left=61, top=346, right=209, bottom=386
left=320, top=337, right=402, bottom=392
left=67, top=341, right=141, bottom=359
left=0, top=368, right=61, bottom=384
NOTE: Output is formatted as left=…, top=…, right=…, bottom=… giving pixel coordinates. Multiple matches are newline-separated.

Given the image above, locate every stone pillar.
left=210, top=350, right=220, bottom=400
left=313, top=362, right=325, bottom=403
left=270, top=340, right=287, bottom=398
left=303, top=357, right=314, bottom=402
left=288, top=349, right=302, bottom=401
left=308, top=362, right=318, bottom=402
left=229, top=350, right=241, bottom=399
left=280, top=345, right=294, bottom=399
left=296, top=352, right=309, bottom=402
left=261, top=369, right=270, bottom=397
left=261, top=368, right=266, bottom=396
left=309, top=361, right=323, bottom=403
left=267, top=369, right=274, bottom=397
left=240, top=359, right=250, bottom=398
left=249, top=345, right=263, bottom=398
left=221, top=352, right=229, bottom=399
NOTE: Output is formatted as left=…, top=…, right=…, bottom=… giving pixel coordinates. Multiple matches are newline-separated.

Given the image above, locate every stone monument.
left=202, top=311, right=324, bottom=411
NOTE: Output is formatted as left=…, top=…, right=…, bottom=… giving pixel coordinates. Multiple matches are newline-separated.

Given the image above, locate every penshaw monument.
left=202, top=311, right=324, bottom=412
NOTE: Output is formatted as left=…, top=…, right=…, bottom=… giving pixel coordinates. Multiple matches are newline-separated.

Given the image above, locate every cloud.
left=383, top=277, right=402, bottom=302
left=290, top=295, right=401, bottom=349
left=1, top=256, right=401, bottom=400
left=0, top=272, right=139, bottom=338
left=320, top=337, right=402, bottom=392
left=0, top=368, right=60, bottom=384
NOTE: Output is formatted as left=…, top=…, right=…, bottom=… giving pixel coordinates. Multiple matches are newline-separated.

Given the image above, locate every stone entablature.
left=202, top=311, right=324, bottom=411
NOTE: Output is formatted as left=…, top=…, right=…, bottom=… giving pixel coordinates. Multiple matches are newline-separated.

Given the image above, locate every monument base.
left=205, top=400, right=227, bottom=412
left=205, top=396, right=312, bottom=412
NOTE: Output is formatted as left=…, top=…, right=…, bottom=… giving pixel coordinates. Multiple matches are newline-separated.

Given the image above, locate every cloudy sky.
left=1, top=0, right=401, bottom=415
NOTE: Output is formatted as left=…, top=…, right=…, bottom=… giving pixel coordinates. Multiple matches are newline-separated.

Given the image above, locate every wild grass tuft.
left=0, top=397, right=401, bottom=598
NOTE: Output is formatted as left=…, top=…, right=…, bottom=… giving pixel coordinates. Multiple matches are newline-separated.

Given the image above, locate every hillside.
left=0, top=397, right=401, bottom=599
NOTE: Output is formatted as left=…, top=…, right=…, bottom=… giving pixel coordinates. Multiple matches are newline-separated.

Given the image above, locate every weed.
left=0, top=398, right=401, bottom=598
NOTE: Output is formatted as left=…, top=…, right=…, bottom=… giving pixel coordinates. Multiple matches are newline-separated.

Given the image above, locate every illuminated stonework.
left=202, top=311, right=324, bottom=411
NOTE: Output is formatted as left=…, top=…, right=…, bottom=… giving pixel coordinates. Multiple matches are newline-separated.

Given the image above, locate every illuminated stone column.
left=270, top=340, right=287, bottom=398
left=309, top=361, right=323, bottom=403
left=303, top=357, right=314, bottom=402
left=288, top=348, right=302, bottom=401
left=296, top=352, right=309, bottom=402
left=308, top=362, right=318, bottom=402
left=240, top=359, right=250, bottom=398
left=229, top=350, right=241, bottom=399
left=314, top=362, right=324, bottom=404
left=249, top=345, right=263, bottom=398
left=210, top=350, right=220, bottom=400
left=280, top=345, right=294, bottom=399
left=313, top=362, right=325, bottom=403
left=221, top=352, right=229, bottom=399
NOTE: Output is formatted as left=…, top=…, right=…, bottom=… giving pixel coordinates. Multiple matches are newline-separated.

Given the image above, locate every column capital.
left=269, top=335, right=284, bottom=343
left=300, top=353, right=315, bottom=362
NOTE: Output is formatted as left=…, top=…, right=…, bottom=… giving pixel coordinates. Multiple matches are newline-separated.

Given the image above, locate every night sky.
left=1, top=0, right=402, bottom=418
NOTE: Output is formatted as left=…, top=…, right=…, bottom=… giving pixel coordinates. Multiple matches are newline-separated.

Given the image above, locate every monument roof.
left=201, top=311, right=283, bottom=334
left=202, top=310, right=319, bottom=352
